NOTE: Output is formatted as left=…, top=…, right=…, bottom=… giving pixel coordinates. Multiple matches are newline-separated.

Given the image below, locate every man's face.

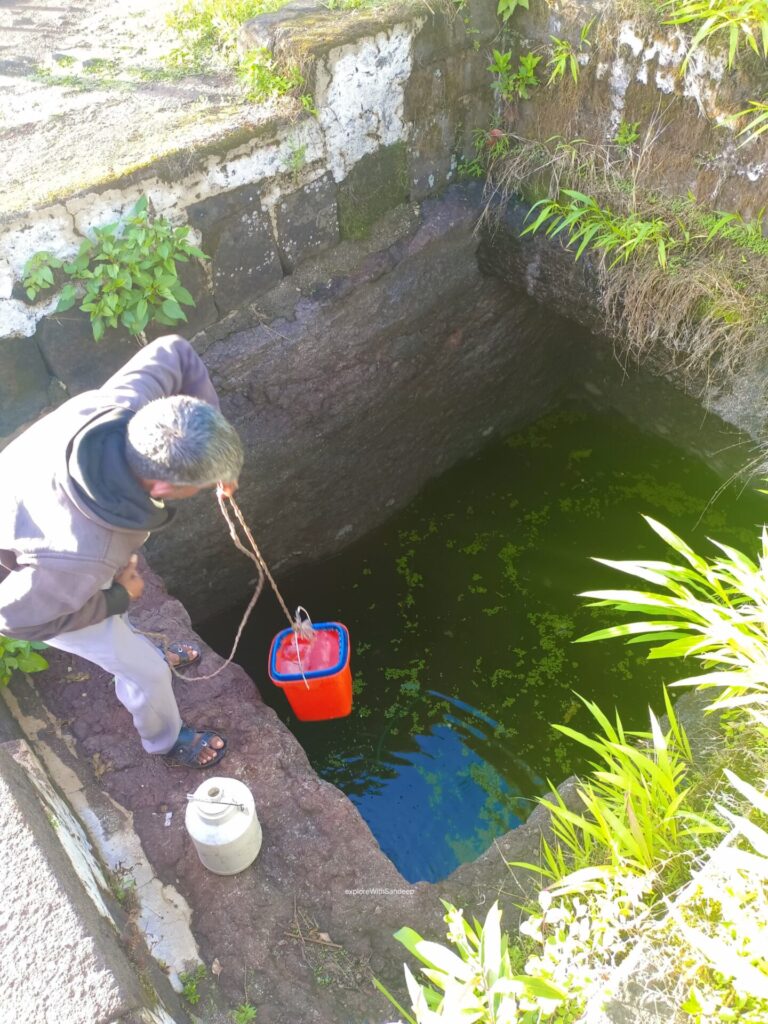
left=161, top=483, right=205, bottom=501
left=146, top=479, right=239, bottom=501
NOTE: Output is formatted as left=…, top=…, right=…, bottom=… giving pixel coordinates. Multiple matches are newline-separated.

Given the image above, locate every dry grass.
left=477, top=120, right=768, bottom=392
left=604, top=257, right=768, bottom=382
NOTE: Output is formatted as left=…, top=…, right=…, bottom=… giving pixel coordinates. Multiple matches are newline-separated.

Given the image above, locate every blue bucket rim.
left=269, top=622, right=349, bottom=683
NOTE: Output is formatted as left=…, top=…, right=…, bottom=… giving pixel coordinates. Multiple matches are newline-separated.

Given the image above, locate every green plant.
left=286, top=143, right=308, bottom=182
left=166, top=0, right=284, bottom=69
left=547, top=37, right=579, bottom=85
left=662, top=0, right=768, bottom=70
left=22, top=196, right=206, bottom=342
left=614, top=119, right=640, bottom=150
left=547, top=20, right=593, bottom=85
left=23, top=251, right=62, bottom=301
left=497, top=0, right=529, bottom=22
left=458, top=125, right=511, bottom=178
left=109, top=866, right=138, bottom=909
left=375, top=901, right=565, bottom=1023
left=489, top=50, right=542, bottom=101
left=728, top=99, right=768, bottom=146
left=231, top=1004, right=258, bottom=1023
left=653, top=771, right=768, bottom=1022
left=0, top=637, right=48, bottom=686
left=236, top=46, right=309, bottom=106
left=522, top=189, right=674, bottom=268
left=180, top=964, right=206, bottom=1005
left=516, top=691, right=720, bottom=881
left=576, top=516, right=768, bottom=718
left=519, top=867, right=656, bottom=1014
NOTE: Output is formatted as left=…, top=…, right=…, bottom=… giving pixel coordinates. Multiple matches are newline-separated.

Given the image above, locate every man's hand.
left=115, top=554, right=144, bottom=600
left=217, top=480, right=239, bottom=499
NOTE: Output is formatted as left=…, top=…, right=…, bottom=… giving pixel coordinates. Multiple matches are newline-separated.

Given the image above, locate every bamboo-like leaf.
left=575, top=621, right=686, bottom=644
left=373, top=977, right=417, bottom=1024
left=643, top=516, right=708, bottom=569
left=646, top=635, right=711, bottom=659
left=724, top=768, right=768, bottom=817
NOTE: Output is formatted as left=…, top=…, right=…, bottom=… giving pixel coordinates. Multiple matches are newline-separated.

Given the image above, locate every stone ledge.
left=0, top=737, right=182, bottom=1024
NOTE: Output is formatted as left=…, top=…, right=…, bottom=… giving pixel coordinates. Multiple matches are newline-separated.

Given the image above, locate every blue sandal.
left=153, top=641, right=202, bottom=667
left=163, top=725, right=227, bottom=769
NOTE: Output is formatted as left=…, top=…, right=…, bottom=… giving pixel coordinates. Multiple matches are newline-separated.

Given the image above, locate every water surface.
left=200, top=404, right=765, bottom=881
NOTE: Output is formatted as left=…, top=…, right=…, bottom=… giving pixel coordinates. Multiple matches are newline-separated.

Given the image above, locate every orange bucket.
left=268, top=622, right=352, bottom=722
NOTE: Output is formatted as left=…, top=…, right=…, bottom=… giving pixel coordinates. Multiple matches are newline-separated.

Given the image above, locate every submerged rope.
left=144, top=490, right=305, bottom=681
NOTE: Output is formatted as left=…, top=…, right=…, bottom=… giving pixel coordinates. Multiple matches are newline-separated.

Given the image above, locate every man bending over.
left=0, top=335, right=243, bottom=769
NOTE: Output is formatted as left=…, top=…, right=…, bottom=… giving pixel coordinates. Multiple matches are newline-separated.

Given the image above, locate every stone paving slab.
left=0, top=739, right=150, bottom=1024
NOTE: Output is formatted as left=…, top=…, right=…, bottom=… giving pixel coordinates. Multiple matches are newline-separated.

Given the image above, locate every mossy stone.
left=337, top=143, right=409, bottom=241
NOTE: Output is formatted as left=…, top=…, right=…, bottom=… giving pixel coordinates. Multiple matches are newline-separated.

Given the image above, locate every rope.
left=142, top=490, right=307, bottom=681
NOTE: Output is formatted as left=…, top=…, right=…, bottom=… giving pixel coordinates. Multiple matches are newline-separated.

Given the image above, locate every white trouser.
left=46, top=614, right=182, bottom=754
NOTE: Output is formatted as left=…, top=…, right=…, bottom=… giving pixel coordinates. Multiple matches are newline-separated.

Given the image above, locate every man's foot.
left=163, top=726, right=227, bottom=769
left=192, top=731, right=225, bottom=766
left=154, top=641, right=202, bottom=668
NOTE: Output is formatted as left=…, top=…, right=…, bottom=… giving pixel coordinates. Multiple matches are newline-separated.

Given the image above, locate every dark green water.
left=200, top=404, right=766, bottom=882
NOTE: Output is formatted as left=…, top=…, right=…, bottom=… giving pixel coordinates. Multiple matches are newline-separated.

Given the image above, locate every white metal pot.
left=185, top=777, right=262, bottom=875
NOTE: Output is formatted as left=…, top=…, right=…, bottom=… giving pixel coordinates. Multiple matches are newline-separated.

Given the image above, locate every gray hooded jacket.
left=0, top=335, right=220, bottom=641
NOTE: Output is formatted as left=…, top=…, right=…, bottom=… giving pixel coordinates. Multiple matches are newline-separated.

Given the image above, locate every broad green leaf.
left=161, top=297, right=186, bottom=321
left=173, top=285, right=195, bottom=306
left=414, top=941, right=473, bottom=981
left=56, top=284, right=77, bottom=312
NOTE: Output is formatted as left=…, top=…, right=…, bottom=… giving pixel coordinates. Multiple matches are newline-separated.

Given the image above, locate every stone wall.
left=3, top=0, right=767, bottom=618
left=0, top=1, right=581, bottom=620
left=475, top=0, right=768, bottom=439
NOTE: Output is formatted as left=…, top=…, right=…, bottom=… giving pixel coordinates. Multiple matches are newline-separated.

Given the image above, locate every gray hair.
left=125, top=396, right=244, bottom=486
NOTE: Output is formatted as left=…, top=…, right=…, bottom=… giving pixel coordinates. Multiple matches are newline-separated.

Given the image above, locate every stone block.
left=241, top=0, right=324, bottom=51
left=409, top=113, right=456, bottom=200
left=412, top=0, right=498, bottom=64
left=273, top=173, right=339, bottom=270
left=337, top=143, right=409, bottom=240
left=188, top=185, right=283, bottom=312
left=404, top=52, right=491, bottom=122
left=174, top=257, right=218, bottom=337
left=35, top=310, right=135, bottom=395
left=0, top=334, right=53, bottom=435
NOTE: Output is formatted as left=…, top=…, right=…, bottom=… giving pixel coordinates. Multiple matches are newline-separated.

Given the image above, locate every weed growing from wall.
left=497, top=0, right=530, bottom=21
left=661, top=0, right=768, bottom=70
left=523, top=188, right=674, bottom=267
left=237, top=46, right=304, bottom=102
left=23, top=197, right=206, bottom=343
left=547, top=19, right=594, bottom=85
left=0, top=637, right=48, bottom=686
left=488, top=49, right=542, bottom=100
left=475, top=125, right=768, bottom=387
left=614, top=118, right=641, bottom=151
left=728, top=99, right=768, bottom=145
left=179, top=964, right=207, bottom=1005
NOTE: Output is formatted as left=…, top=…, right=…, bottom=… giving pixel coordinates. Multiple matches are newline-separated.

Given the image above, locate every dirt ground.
left=0, top=0, right=257, bottom=217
